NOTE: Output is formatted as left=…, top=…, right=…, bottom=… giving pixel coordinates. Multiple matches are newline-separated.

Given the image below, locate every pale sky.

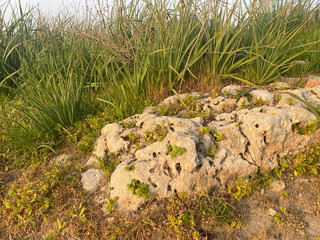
left=1, top=0, right=112, bottom=21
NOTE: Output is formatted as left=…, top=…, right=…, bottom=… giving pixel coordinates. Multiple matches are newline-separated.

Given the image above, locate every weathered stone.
left=282, top=105, right=316, bottom=127
left=250, top=90, right=274, bottom=105
left=52, top=153, right=72, bottom=167
left=236, top=96, right=249, bottom=109
left=221, top=85, right=241, bottom=96
left=305, top=75, right=320, bottom=88
left=238, top=107, right=292, bottom=171
left=83, top=84, right=320, bottom=212
left=309, top=85, right=320, bottom=99
left=208, top=122, right=247, bottom=154
left=217, top=154, right=256, bottom=187
left=159, top=92, right=201, bottom=107
left=270, top=180, right=286, bottom=192
left=266, top=208, right=277, bottom=216
left=82, top=169, right=105, bottom=193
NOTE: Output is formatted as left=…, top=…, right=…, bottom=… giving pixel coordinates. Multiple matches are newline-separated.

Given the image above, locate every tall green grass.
left=0, top=0, right=319, bottom=150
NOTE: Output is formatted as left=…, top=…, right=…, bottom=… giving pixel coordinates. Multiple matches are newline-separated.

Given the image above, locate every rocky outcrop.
left=82, top=82, right=320, bottom=212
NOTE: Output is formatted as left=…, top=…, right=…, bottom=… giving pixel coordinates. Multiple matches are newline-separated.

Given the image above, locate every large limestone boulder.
left=82, top=83, right=320, bottom=212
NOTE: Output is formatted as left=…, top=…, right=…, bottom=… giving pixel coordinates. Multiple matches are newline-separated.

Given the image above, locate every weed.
left=292, top=120, right=318, bottom=135
left=127, top=179, right=151, bottom=200
left=144, top=124, right=168, bottom=145
left=105, top=196, right=119, bottom=212
left=98, top=154, right=121, bottom=175
left=281, top=192, right=289, bottom=199
left=287, top=97, right=295, bottom=105
left=205, top=144, right=219, bottom=158
left=235, top=90, right=251, bottom=102
left=120, top=121, right=136, bottom=128
left=124, top=164, right=135, bottom=172
left=167, top=144, right=186, bottom=158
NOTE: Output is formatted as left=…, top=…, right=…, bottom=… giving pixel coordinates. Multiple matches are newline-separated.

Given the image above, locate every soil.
left=211, top=176, right=320, bottom=240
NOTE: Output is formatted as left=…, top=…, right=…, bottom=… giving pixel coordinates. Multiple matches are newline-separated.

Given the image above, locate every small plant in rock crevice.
left=235, top=90, right=251, bottom=102
left=199, top=126, right=225, bottom=141
left=292, top=120, right=318, bottom=135
left=205, top=144, right=219, bottom=158
left=286, top=97, right=295, bottom=105
left=127, top=179, right=151, bottom=199
left=120, top=121, right=136, bottom=128
left=124, top=164, right=135, bottom=172
left=167, top=144, right=187, bottom=158
left=98, top=153, right=121, bottom=175
left=144, top=124, right=168, bottom=145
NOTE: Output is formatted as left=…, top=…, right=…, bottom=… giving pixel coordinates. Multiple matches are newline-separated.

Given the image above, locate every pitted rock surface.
left=82, top=84, right=320, bottom=212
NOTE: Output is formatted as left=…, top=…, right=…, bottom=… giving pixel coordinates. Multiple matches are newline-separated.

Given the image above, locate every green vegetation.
left=144, top=124, right=168, bottom=144
left=167, top=144, right=187, bottom=158
left=1, top=0, right=320, bottom=238
left=98, top=153, right=121, bottom=176
left=105, top=196, right=119, bottom=212
left=127, top=179, right=151, bottom=199
left=292, top=120, right=318, bottom=135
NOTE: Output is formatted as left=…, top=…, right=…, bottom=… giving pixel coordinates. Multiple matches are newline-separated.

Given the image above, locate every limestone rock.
left=267, top=208, right=277, bottom=216
left=82, top=169, right=105, bottom=193
left=280, top=77, right=302, bottom=86
left=282, top=105, right=316, bottom=127
left=52, top=153, right=72, bottom=167
left=238, top=107, right=292, bottom=171
left=309, top=85, right=320, bottom=99
left=208, top=122, right=247, bottom=154
left=83, top=84, right=320, bottom=212
left=270, top=180, right=286, bottom=192
left=305, top=75, right=320, bottom=88
left=250, top=90, right=274, bottom=105
left=221, top=85, right=241, bottom=96
left=236, top=96, right=249, bottom=109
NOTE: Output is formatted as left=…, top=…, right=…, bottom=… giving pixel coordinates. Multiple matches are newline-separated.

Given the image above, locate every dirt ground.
left=212, top=176, right=320, bottom=240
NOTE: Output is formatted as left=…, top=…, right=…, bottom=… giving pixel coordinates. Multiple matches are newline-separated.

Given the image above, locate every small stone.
left=270, top=180, right=286, bottom=192
left=52, top=153, right=72, bottom=167
left=305, top=76, right=320, bottom=88
left=267, top=208, right=277, bottom=216
left=106, top=217, right=115, bottom=223
left=250, top=90, right=274, bottom=105
left=236, top=96, right=249, bottom=108
left=261, top=188, right=265, bottom=195
left=221, top=85, right=241, bottom=96
left=81, top=169, right=105, bottom=193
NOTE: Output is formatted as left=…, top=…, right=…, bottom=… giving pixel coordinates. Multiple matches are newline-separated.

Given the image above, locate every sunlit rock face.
left=82, top=83, right=320, bottom=212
